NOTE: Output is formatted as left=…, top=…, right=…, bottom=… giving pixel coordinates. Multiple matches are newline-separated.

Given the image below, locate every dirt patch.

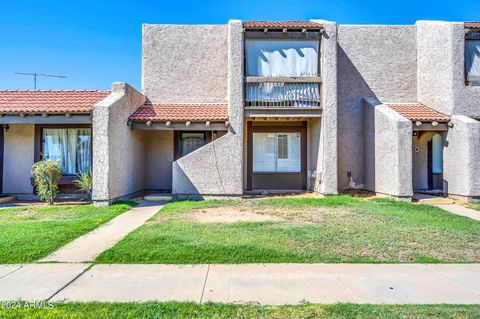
left=256, top=206, right=354, bottom=225
left=184, top=207, right=283, bottom=224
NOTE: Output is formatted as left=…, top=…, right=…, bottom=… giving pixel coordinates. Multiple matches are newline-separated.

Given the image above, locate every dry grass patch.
left=183, top=206, right=282, bottom=224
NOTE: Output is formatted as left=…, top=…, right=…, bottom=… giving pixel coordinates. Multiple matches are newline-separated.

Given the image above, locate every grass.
left=0, top=201, right=136, bottom=263
left=466, top=202, right=480, bottom=211
left=0, top=302, right=479, bottom=319
left=95, top=195, right=480, bottom=264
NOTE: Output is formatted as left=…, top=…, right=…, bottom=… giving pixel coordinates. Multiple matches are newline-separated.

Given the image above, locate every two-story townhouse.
left=0, top=19, right=479, bottom=205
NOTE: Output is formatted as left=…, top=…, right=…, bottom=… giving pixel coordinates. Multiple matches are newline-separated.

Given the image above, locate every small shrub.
left=32, top=160, right=62, bottom=205
left=74, top=170, right=93, bottom=202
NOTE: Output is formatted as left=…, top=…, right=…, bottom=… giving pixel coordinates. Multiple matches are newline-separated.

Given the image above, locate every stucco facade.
left=363, top=100, right=413, bottom=198
left=3, top=124, right=34, bottom=196
left=172, top=20, right=244, bottom=196
left=3, top=18, right=480, bottom=204
left=92, top=82, right=147, bottom=205
left=142, top=24, right=228, bottom=104
left=337, top=25, right=418, bottom=190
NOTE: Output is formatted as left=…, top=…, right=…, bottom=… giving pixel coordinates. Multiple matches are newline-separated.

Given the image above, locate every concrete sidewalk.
left=41, top=201, right=165, bottom=263
left=436, top=204, right=480, bottom=221
left=1, top=263, right=479, bottom=304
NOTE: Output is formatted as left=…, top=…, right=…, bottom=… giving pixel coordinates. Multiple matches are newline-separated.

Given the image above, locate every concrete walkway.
left=41, top=201, right=165, bottom=263
left=436, top=204, right=480, bottom=221
left=1, top=263, right=480, bottom=304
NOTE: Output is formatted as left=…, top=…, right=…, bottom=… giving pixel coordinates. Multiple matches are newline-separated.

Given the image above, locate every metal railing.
left=245, top=77, right=321, bottom=107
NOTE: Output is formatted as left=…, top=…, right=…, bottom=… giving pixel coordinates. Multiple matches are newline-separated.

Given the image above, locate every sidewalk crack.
left=0, top=265, right=23, bottom=280
left=334, top=275, right=357, bottom=302
left=46, top=264, right=93, bottom=302
left=434, top=267, right=480, bottom=297
left=199, top=264, right=210, bottom=303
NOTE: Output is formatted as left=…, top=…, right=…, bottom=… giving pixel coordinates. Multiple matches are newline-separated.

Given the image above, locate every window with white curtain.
left=246, top=40, right=319, bottom=77
left=245, top=40, right=320, bottom=105
left=253, top=132, right=301, bottom=173
left=42, top=128, right=92, bottom=175
left=465, top=40, right=480, bottom=84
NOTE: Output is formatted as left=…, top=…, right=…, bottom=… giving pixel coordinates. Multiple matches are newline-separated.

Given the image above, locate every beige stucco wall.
left=172, top=20, right=244, bottom=197
left=337, top=25, right=418, bottom=190
left=363, top=100, right=413, bottom=198
left=3, top=124, right=34, bottom=194
left=144, top=131, right=174, bottom=191
left=142, top=24, right=228, bottom=104
left=314, top=20, right=338, bottom=195
left=443, top=115, right=480, bottom=198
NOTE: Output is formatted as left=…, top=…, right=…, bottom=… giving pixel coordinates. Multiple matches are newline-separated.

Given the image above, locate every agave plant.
left=74, top=170, right=93, bottom=202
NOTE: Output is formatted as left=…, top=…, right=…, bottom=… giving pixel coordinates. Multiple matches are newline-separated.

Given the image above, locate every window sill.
left=253, top=172, right=302, bottom=175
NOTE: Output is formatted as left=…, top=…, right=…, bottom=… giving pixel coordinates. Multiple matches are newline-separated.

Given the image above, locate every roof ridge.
left=0, top=89, right=110, bottom=92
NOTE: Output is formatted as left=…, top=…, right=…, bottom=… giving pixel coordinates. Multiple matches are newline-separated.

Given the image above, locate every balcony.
left=244, top=76, right=322, bottom=117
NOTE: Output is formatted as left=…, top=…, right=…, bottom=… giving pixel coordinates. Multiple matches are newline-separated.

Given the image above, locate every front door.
left=428, top=134, right=443, bottom=190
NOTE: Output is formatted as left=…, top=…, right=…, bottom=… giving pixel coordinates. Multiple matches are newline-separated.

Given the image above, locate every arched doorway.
left=428, top=133, right=443, bottom=190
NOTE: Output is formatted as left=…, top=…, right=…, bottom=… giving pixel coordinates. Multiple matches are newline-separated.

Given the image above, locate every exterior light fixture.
left=4, top=125, right=9, bottom=133
left=415, top=121, right=422, bottom=126
left=146, top=120, right=152, bottom=127
left=447, top=122, right=454, bottom=128
left=432, top=121, right=439, bottom=127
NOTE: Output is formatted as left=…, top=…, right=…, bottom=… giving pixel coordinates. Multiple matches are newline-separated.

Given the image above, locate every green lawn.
left=0, top=201, right=135, bottom=263
left=0, top=302, right=479, bottom=319
left=95, top=196, right=480, bottom=264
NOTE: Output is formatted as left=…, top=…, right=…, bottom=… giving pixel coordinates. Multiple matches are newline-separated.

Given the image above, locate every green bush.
left=32, top=160, right=62, bottom=205
left=74, top=170, right=93, bottom=202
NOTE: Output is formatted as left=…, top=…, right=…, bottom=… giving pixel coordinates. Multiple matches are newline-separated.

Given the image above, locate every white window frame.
left=252, top=132, right=301, bottom=173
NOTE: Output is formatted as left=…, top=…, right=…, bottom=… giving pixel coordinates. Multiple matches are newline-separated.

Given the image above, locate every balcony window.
left=245, top=40, right=320, bottom=107
left=465, top=40, right=480, bottom=85
left=246, top=40, right=319, bottom=77
left=253, top=132, right=301, bottom=173
left=42, top=128, right=92, bottom=175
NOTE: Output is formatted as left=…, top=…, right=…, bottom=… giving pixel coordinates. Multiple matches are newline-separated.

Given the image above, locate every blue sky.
left=1, top=0, right=478, bottom=91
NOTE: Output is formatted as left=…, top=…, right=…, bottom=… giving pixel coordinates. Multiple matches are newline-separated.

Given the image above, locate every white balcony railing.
left=245, top=77, right=321, bottom=107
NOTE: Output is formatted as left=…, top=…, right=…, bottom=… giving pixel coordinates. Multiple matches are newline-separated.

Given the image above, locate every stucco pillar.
left=364, top=100, right=413, bottom=199
left=374, top=104, right=413, bottom=198
left=311, top=20, right=338, bottom=194
left=92, top=82, right=146, bottom=206
left=443, top=115, right=480, bottom=200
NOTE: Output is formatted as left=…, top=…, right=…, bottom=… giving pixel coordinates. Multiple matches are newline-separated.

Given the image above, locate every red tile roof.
left=243, top=21, right=323, bottom=30
left=129, top=103, right=228, bottom=122
left=0, top=90, right=110, bottom=114
left=386, top=103, right=449, bottom=122
left=465, top=22, right=480, bottom=29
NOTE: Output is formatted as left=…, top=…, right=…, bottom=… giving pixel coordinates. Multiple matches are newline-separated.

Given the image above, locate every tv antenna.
left=14, top=72, right=67, bottom=89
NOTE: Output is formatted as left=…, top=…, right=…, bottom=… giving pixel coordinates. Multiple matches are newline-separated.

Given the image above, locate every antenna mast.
left=14, top=72, right=67, bottom=89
